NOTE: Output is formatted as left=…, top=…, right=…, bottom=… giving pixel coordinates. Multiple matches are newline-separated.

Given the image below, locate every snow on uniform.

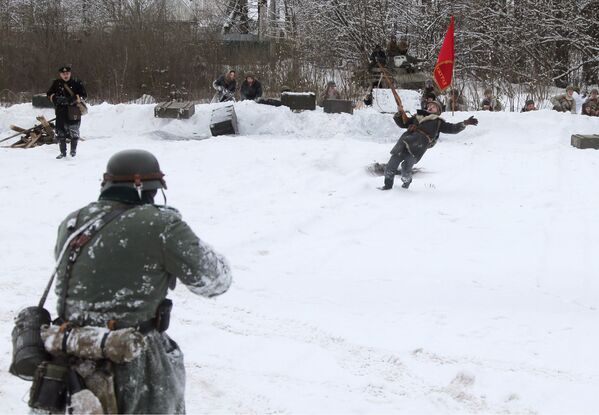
left=550, top=93, right=577, bottom=114
left=54, top=199, right=232, bottom=413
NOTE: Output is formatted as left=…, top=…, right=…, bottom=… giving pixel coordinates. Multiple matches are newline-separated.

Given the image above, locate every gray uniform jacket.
left=54, top=200, right=232, bottom=413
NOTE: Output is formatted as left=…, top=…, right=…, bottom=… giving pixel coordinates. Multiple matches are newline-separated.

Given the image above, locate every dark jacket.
left=391, top=111, right=465, bottom=161
left=240, top=79, right=263, bottom=100
left=369, top=48, right=387, bottom=66
left=46, top=78, right=87, bottom=117
left=386, top=40, right=401, bottom=58
left=213, top=75, right=236, bottom=94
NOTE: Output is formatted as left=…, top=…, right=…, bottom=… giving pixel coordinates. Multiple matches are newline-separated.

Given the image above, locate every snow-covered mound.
left=1, top=97, right=598, bottom=414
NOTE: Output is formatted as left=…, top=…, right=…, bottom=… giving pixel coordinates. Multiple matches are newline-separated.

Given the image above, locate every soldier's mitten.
left=463, top=116, right=478, bottom=126
left=68, top=389, right=104, bottom=414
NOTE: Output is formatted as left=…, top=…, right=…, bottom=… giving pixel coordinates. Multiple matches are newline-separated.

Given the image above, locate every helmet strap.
left=133, top=174, right=143, bottom=199
left=160, top=188, right=167, bottom=206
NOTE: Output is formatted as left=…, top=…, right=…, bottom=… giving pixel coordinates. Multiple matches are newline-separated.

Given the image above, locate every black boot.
left=58, top=140, right=67, bottom=158
left=379, top=178, right=394, bottom=190
left=70, top=139, right=77, bottom=157
left=401, top=177, right=412, bottom=189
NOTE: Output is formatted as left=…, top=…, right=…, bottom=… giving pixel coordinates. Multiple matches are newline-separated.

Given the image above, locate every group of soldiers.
left=420, top=86, right=502, bottom=113
left=419, top=83, right=599, bottom=115
left=369, top=35, right=419, bottom=72
left=551, top=85, right=599, bottom=116
left=212, top=69, right=264, bottom=103
left=18, top=59, right=598, bottom=414
left=211, top=68, right=344, bottom=108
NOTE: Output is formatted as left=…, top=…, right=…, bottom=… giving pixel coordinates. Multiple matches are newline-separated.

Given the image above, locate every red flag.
left=433, top=16, right=455, bottom=92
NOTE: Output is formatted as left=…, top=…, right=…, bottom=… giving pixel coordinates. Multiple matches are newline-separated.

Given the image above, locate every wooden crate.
left=154, top=101, right=195, bottom=119
left=571, top=134, right=599, bottom=149
left=281, top=92, right=316, bottom=111
left=32, top=94, right=54, bottom=108
left=323, top=99, right=353, bottom=114
left=210, top=105, right=238, bottom=136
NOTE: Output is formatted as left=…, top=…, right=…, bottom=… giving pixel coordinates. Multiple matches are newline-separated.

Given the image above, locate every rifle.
left=0, top=118, right=56, bottom=143
left=377, top=63, right=409, bottom=123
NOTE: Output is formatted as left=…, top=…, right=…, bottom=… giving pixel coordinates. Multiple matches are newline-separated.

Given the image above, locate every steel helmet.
left=101, top=149, right=167, bottom=192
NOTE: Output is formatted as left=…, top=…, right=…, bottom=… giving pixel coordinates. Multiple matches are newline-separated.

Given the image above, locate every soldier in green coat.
left=53, top=149, right=232, bottom=413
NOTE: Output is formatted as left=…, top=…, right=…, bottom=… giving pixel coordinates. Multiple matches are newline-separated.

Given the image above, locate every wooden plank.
left=10, top=125, right=27, bottom=133
left=36, top=116, right=55, bottom=137
left=25, top=132, right=40, bottom=148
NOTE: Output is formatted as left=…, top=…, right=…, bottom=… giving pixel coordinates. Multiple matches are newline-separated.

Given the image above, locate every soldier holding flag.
left=379, top=16, right=479, bottom=190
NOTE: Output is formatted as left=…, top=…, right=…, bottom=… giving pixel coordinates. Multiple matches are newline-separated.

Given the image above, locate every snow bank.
left=1, top=96, right=598, bottom=414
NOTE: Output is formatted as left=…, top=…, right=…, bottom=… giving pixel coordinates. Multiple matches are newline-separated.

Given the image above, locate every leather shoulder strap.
left=58, top=207, right=130, bottom=318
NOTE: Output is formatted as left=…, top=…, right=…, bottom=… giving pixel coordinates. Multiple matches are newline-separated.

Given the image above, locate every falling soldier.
left=46, top=65, right=87, bottom=159
left=380, top=100, right=478, bottom=190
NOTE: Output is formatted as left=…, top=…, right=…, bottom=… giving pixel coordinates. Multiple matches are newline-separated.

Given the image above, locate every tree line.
left=0, top=0, right=597, bottom=108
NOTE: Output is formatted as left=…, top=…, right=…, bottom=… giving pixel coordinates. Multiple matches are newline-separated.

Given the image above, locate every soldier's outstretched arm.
left=439, top=119, right=468, bottom=134
left=162, top=213, right=232, bottom=297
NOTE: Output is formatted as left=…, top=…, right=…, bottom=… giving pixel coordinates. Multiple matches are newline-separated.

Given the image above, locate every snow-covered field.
left=1, top=93, right=598, bottom=413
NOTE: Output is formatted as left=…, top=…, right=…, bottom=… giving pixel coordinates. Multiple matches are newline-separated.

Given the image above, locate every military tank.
left=361, top=55, right=428, bottom=91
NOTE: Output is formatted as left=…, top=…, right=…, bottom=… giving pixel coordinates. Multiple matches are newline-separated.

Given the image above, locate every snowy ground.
left=1, top=94, right=598, bottom=414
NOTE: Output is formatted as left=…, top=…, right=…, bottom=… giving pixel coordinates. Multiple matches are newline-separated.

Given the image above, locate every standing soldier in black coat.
left=368, top=45, right=387, bottom=70
left=240, top=74, right=263, bottom=101
left=212, top=70, right=237, bottom=102
left=380, top=100, right=478, bottom=190
left=47, top=65, right=87, bottom=159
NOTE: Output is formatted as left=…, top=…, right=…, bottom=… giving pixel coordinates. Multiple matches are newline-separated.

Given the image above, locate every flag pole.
left=451, top=15, right=455, bottom=116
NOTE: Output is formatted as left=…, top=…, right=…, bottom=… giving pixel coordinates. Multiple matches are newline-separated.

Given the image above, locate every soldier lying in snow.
left=480, top=88, right=502, bottom=111
left=521, top=99, right=537, bottom=112
left=550, top=85, right=577, bottom=114
left=582, top=88, right=599, bottom=116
